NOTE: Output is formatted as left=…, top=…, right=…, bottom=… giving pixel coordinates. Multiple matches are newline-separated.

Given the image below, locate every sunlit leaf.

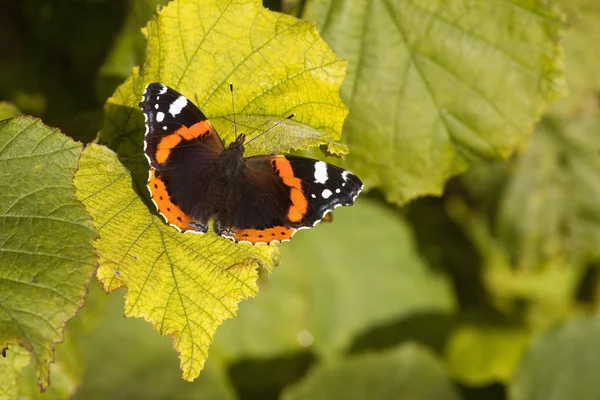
left=101, top=0, right=348, bottom=186
left=305, top=0, right=565, bottom=204
left=0, top=347, right=30, bottom=400
left=74, top=144, right=277, bottom=381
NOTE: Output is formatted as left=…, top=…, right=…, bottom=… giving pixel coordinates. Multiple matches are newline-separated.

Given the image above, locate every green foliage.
left=304, top=0, right=565, bottom=204
left=0, top=117, right=96, bottom=390
left=74, top=144, right=277, bottom=380
left=212, top=199, right=455, bottom=361
left=282, top=344, right=461, bottom=400
left=510, top=314, right=600, bottom=400
left=4, top=0, right=600, bottom=399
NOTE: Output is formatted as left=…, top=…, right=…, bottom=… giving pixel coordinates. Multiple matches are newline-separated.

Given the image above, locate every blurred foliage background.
left=1, top=0, right=600, bottom=399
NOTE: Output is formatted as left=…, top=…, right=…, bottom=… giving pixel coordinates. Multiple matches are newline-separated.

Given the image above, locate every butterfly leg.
left=188, top=221, right=208, bottom=233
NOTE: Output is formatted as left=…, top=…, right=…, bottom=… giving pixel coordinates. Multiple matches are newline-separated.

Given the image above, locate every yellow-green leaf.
left=0, top=103, right=20, bottom=121
left=0, top=117, right=96, bottom=392
left=101, top=0, right=348, bottom=187
left=445, top=324, right=530, bottom=385
left=74, top=144, right=277, bottom=381
left=0, top=347, right=30, bottom=400
left=305, top=0, right=566, bottom=204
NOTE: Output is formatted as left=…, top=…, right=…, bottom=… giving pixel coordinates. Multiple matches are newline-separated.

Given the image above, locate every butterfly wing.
left=140, top=83, right=225, bottom=233
left=219, top=155, right=363, bottom=244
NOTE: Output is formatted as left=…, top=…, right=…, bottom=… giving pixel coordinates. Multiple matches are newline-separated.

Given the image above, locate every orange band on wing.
left=228, top=226, right=296, bottom=244
left=156, top=133, right=182, bottom=165
left=148, top=170, right=193, bottom=231
left=272, top=157, right=308, bottom=223
left=155, top=121, right=214, bottom=165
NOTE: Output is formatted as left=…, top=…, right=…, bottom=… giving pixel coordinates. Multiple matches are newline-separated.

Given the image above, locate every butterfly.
left=139, top=83, right=363, bottom=244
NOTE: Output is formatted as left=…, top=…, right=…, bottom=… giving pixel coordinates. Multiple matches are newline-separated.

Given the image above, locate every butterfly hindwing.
left=220, top=155, right=363, bottom=244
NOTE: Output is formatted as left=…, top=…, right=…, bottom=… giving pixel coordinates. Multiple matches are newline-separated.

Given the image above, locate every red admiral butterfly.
left=140, top=83, right=363, bottom=244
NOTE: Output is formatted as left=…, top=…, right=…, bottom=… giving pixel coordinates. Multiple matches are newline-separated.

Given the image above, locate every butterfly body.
left=140, top=83, right=363, bottom=244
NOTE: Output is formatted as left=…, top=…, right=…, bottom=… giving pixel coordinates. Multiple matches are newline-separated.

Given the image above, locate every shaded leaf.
left=0, top=116, right=96, bottom=390
left=498, top=116, right=600, bottom=268
left=212, top=199, right=456, bottom=360
left=74, top=144, right=277, bottom=381
left=510, top=314, right=600, bottom=400
left=97, top=0, right=169, bottom=100
left=445, top=324, right=530, bottom=385
left=305, top=0, right=566, bottom=204
left=101, top=0, right=348, bottom=186
left=282, top=343, right=461, bottom=400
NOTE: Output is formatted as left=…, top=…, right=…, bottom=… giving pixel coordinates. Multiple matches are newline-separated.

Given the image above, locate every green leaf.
left=0, top=103, right=20, bottom=121
left=510, top=314, right=600, bottom=400
left=304, top=0, right=566, bottom=204
left=0, top=116, right=96, bottom=391
left=498, top=116, right=600, bottom=269
left=445, top=324, right=530, bottom=385
left=282, top=344, right=461, bottom=400
left=101, top=0, right=348, bottom=186
left=212, top=199, right=456, bottom=360
left=74, top=144, right=277, bottom=381
left=0, top=347, right=30, bottom=400
left=75, top=290, right=235, bottom=400
left=552, top=0, right=600, bottom=116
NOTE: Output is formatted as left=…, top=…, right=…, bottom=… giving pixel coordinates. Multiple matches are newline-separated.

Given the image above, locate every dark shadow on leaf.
left=99, top=102, right=153, bottom=208
left=348, top=312, right=456, bottom=356
left=228, top=352, right=316, bottom=400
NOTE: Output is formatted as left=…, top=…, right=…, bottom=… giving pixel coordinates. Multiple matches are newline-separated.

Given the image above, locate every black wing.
left=219, top=155, right=363, bottom=244
left=140, top=83, right=225, bottom=233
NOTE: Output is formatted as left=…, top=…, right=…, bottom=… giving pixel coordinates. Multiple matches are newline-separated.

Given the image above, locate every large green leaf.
left=101, top=0, right=348, bottom=187
left=74, top=144, right=277, bottom=381
left=212, top=199, right=455, bottom=360
left=552, top=0, right=600, bottom=116
left=510, top=314, right=600, bottom=400
left=0, top=117, right=96, bottom=390
left=305, top=0, right=565, bottom=204
left=498, top=116, right=600, bottom=269
left=282, top=344, right=461, bottom=400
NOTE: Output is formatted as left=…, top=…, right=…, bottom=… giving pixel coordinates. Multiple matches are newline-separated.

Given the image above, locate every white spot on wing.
left=335, top=188, right=341, bottom=193
left=154, top=104, right=159, bottom=109
left=314, top=161, right=328, bottom=184
left=341, top=171, right=349, bottom=182
left=322, top=189, right=332, bottom=199
left=311, top=194, right=316, bottom=198
left=169, top=95, right=187, bottom=116
left=158, top=85, right=167, bottom=94
left=156, top=112, right=165, bottom=122
left=162, top=126, right=167, bottom=130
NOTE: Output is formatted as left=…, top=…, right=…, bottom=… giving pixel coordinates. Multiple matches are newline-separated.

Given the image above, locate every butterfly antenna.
left=230, top=83, right=238, bottom=140
left=245, top=113, right=296, bottom=146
